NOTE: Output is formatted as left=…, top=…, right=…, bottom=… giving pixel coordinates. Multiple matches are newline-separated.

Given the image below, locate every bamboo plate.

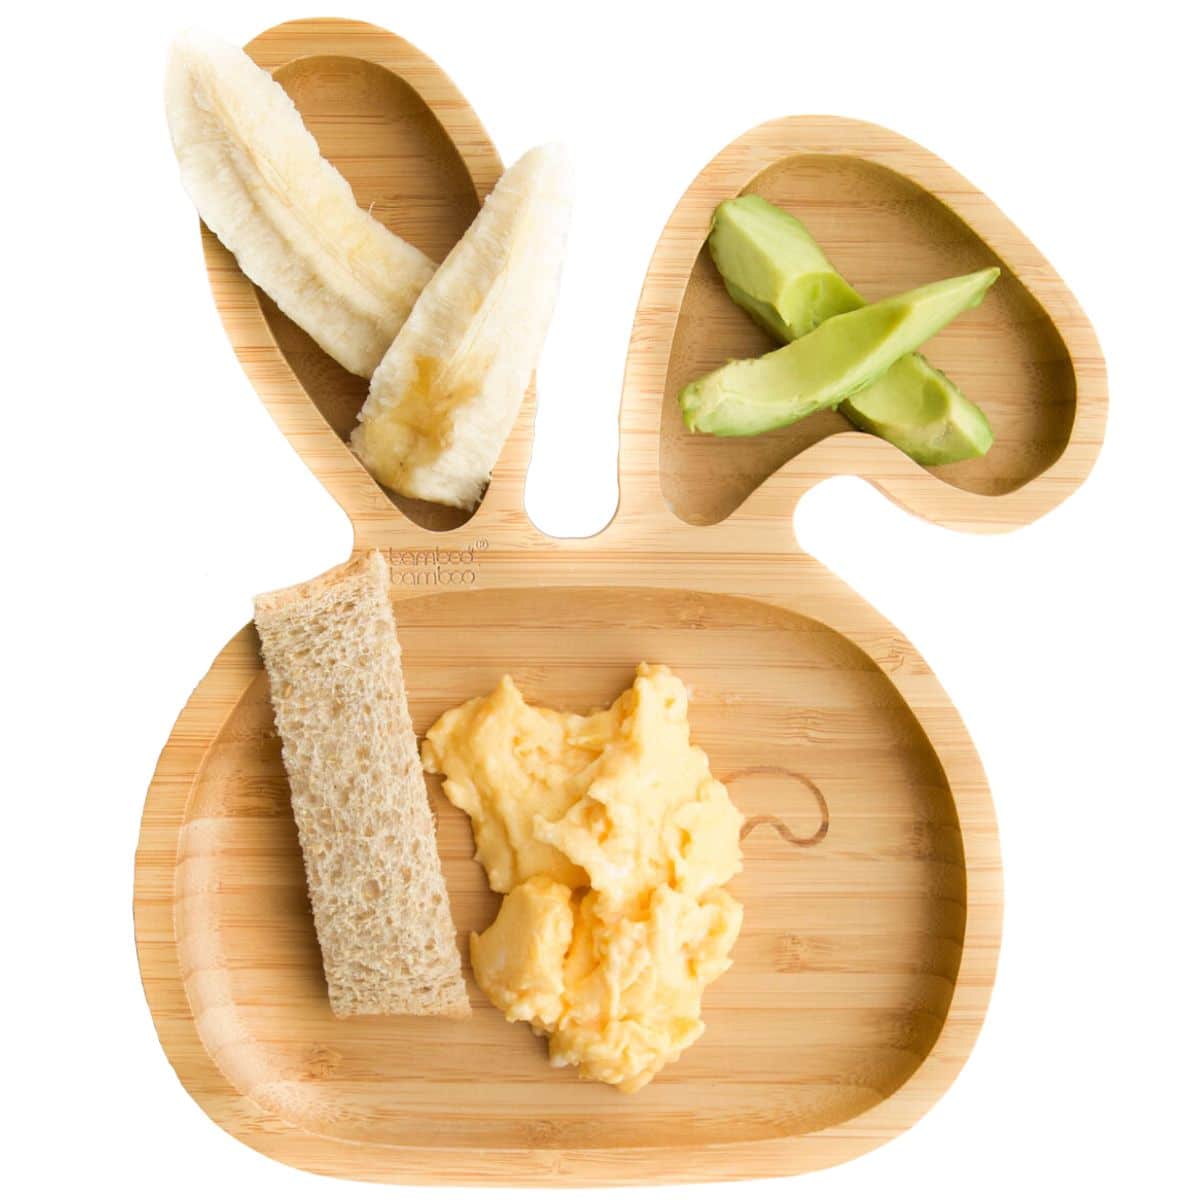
left=134, top=17, right=1107, bottom=1187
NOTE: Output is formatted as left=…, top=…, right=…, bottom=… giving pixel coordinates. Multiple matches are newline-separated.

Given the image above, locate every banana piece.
left=352, top=144, right=571, bottom=510
left=165, top=31, right=435, bottom=378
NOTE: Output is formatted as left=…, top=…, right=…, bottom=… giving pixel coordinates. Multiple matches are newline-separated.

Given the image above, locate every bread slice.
left=253, top=550, right=470, bottom=1018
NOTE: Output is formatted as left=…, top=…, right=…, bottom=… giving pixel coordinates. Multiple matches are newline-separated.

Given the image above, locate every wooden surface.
left=135, top=15, right=1106, bottom=1187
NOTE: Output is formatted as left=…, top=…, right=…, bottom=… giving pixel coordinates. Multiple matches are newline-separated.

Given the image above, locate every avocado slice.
left=679, top=268, right=999, bottom=437
left=704, top=195, right=995, bottom=461
left=707, top=195, right=862, bottom=340
left=841, top=354, right=994, bottom=464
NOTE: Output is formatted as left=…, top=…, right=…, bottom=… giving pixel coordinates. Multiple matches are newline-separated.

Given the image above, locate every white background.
left=5, top=0, right=1197, bottom=1196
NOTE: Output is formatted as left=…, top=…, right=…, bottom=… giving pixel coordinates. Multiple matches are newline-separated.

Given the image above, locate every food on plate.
left=351, top=144, right=572, bottom=510
left=707, top=194, right=862, bottom=341
left=166, top=29, right=571, bottom=512
left=254, top=551, right=469, bottom=1019
left=679, top=267, right=999, bottom=436
left=838, top=353, right=995, bottom=464
left=165, top=31, right=435, bottom=378
left=705, top=195, right=995, bottom=462
left=422, top=664, right=743, bottom=1092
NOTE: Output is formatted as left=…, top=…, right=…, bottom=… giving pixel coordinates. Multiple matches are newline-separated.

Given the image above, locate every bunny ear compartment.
left=624, top=116, right=1105, bottom=534
left=177, top=19, right=560, bottom=538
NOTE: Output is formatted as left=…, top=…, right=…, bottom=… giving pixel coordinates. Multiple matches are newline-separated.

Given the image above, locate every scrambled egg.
left=421, top=664, right=744, bottom=1092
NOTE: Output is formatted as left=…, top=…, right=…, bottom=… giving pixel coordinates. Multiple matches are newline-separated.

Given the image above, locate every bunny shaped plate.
left=134, top=17, right=1106, bottom=1186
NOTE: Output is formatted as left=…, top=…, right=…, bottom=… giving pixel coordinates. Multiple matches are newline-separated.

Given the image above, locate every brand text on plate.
left=387, top=542, right=486, bottom=587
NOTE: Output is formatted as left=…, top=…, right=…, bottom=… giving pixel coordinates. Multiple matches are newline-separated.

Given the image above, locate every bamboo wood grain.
left=134, top=15, right=1105, bottom=1187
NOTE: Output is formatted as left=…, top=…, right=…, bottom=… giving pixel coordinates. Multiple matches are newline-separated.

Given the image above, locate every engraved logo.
left=387, top=539, right=488, bottom=587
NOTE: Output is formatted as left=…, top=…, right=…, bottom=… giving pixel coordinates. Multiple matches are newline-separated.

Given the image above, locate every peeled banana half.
left=165, top=32, right=435, bottom=378
left=352, top=144, right=572, bottom=510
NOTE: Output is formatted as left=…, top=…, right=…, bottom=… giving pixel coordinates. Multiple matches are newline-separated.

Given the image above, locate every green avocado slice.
left=707, top=195, right=862, bottom=340
left=679, top=268, right=999, bottom=437
left=842, top=353, right=995, bottom=464
left=703, top=195, right=995, bottom=461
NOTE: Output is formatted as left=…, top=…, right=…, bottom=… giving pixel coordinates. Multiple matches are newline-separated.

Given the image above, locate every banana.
left=164, top=31, right=435, bottom=378
left=352, top=144, right=571, bottom=510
